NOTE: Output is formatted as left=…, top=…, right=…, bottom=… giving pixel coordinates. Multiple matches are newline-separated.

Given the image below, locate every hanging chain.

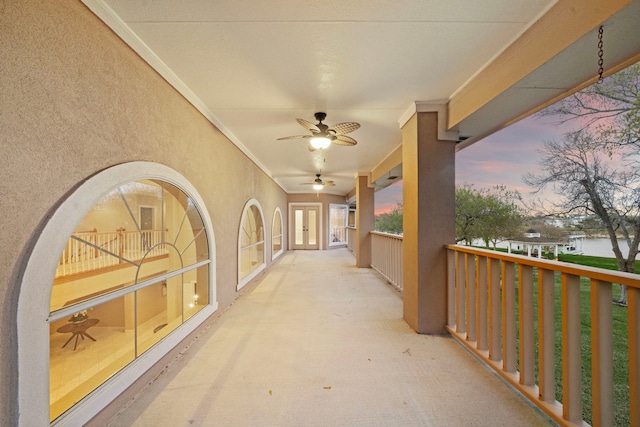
left=597, top=25, right=604, bottom=84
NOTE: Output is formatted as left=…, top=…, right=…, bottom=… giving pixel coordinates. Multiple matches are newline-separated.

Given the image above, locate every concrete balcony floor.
left=105, top=248, right=554, bottom=426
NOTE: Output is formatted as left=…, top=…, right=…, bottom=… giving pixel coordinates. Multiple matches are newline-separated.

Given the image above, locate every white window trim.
left=237, top=198, right=266, bottom=290
left=328, top=203, right=349, bottom=247
left=271, top=207, right=284, bottom=260
left=17, top=162, right=218, bottom=427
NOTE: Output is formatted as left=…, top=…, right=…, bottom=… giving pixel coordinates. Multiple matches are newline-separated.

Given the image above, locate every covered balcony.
left=88, top=237, right=639, bottom=426
left=93, top=249, right=554, bottom=426
left=3, top=1, right=640, bottom=426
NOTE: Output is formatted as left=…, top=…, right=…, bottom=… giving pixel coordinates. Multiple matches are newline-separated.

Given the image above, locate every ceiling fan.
left=277, top=112, right=360, bottom=150
left=302, top=173, right=336, bottom=190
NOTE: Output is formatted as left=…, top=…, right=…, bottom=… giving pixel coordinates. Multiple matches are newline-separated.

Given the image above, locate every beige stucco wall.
left=0, top=1, right=287, bottom=423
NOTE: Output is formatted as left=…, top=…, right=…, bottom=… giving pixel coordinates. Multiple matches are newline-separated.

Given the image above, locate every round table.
left=57, top=318, right=100, bottom=350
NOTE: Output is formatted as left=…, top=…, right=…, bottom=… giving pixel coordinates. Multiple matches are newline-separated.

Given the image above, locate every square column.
left=355, top=174, right=374, bottom=267
left=402, top=112, right=456, bottom=333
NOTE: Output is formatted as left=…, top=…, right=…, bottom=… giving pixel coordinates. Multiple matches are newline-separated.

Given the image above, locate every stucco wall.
left=0, top=1, right=287, bottom=423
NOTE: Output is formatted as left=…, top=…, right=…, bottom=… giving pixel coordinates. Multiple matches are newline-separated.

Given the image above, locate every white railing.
left=330, top=226, right=347, bottom=245
left=347, top=227, right=356, bottom=253
left=56, top=228, right=168, bottom=277
left=370, top=231, right=403, bottom=292
left=446, top=244, right=640, bottom=427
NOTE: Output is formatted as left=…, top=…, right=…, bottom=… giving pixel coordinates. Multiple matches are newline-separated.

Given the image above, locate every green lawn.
left=559, top=253, right=640, bottom=273
left=466, top=247, right=634, bottom=424
left=516, top=254, right=633, bottom=426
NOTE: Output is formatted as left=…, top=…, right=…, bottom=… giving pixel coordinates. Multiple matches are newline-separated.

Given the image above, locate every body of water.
left=474, top=238, right=639, bottom=259
left=581, top=238, right=639, bottom=259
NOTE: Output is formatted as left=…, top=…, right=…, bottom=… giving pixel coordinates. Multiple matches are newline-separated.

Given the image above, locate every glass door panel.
left=291, top=205, right=319, bottom=250
left=308, top=209, right=317, bottom=245
left=294, top=209, right=304, bottom=245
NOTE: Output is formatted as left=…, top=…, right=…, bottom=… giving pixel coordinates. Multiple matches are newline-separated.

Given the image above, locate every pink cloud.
left=374, top=110, right=624, bottom=215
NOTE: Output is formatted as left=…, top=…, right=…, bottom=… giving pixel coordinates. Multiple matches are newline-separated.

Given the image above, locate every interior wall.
left=0, top=1, right=287, bottom=424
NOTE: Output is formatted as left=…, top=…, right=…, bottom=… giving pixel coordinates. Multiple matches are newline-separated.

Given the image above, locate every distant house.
left=544, top=218, right=566, bottom=228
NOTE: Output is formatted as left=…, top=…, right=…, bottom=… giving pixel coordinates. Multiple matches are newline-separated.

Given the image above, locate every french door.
left=291, top=205, right=320, bottom=250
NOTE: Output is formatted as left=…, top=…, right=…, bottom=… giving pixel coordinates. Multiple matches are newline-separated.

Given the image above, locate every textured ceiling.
left=84, top=0, right=640, bottom=195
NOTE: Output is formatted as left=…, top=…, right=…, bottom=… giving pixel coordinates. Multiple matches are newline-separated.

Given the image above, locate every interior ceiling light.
left=312, top=183, right=324, bottom=191
left=309, top=136, right=332, bottom=150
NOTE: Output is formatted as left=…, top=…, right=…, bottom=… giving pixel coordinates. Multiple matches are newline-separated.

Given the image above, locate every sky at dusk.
left=374, top=113, right=575, bottom=215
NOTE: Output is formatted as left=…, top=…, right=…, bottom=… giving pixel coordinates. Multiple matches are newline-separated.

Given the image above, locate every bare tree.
left=524, top=131, right=640, bottom=304
left=540, top=63, right=640, bottom=148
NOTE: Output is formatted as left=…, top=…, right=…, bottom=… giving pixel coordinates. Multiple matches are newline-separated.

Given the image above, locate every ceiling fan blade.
left=324, top=181, right=335, bottom=186
left=333, top=135, right=357, bottom=146
left=328, top=122, right=360, bottom=135
left=296, top=118, right=321, bottom=133
left=276, top=135, right=312, bottom=140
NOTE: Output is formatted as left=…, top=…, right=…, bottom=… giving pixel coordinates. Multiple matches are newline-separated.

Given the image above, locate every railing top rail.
left=72, top=228, right=166, bottom=236
left=446, top=243, right=640, bottom=288
left=370, top=231, right=403, bottom=240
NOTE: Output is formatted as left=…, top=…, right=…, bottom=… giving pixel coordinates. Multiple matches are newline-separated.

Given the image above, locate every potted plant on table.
left=69, top=310, right=88, bottom=323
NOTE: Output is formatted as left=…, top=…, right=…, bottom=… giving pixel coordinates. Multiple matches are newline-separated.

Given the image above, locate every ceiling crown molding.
left=81, top=0, right=281, bottom=188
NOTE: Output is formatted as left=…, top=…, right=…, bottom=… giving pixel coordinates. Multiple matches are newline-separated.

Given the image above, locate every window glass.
left=50, top=296, right=134, bottom=421
left=272, top=209, right=283, bottom=256
left=273, top=235, right=282, bottom=252
left=241, top=205, right=263, bottom=247
left=183, top=265, right=209, bottom=321
left=240, top=203, right=265, bottom=280
left=308, top=209, right=317, bottom=245
left=329, top=204, right=348, bottom=245
left=239, top=201, right=266, bottom=286
left=51, top=181, right=208, bottom=312
left=295, top=209, right=304, bottom=245
left=49, top=179, right=210, bottom=422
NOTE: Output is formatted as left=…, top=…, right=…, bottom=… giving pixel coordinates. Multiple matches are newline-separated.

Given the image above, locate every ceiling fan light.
left=310, top=136, right=331, bottom=149
left=312, top=183, right=324, bottom=191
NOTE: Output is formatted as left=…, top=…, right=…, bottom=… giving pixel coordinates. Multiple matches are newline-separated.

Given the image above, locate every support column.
left=402, top=111, right=456, bottom=333
left=355, top=174, right=374, bottom=267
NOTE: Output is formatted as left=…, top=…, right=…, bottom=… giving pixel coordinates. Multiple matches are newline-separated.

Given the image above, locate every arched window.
left=18, top=163, right=217, bottom=426
left=272, top=207, right=284, bottom=260
left=238, top=199, right=266, bottom=289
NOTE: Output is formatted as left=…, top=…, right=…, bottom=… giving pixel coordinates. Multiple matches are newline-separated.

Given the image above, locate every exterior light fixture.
left=309, top=136, right=331, bottom=150
left=312, top=183, right=324, bottom=191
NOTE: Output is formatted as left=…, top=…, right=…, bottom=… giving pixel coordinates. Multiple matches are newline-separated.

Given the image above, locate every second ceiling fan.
left=301, top=173, right=335, bottom=190
left=277, top=112, right=360, bottom=150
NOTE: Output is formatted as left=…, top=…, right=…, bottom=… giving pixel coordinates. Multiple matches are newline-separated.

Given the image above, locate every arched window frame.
left=272, top=207, right=284, bottom=260
left=17, top=162, right=217, bottom=426
left=237, top=198, right=266, bottom=290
